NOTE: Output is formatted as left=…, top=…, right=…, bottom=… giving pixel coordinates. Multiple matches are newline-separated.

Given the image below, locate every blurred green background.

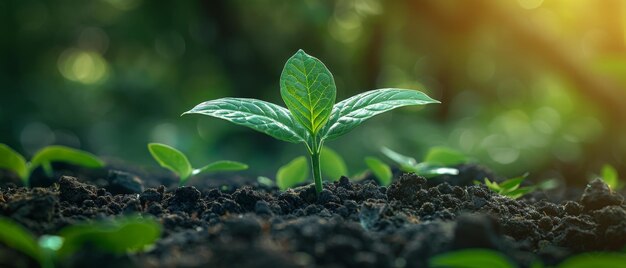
left=1, top=0, right=626, bottom=184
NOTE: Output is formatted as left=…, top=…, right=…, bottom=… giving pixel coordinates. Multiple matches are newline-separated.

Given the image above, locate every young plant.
left=0, top=216, right=161, bottom=268
left=0, top=144, right=104, bottom=187
left=381, top=146, right=464, bottom=178
left=365, top=156, right=392, bottom=186
left=480, top=173, right=534, bottom=199
left=147, top=143, right=247, bottom=186
left=429, top=248, right=516, bottom=268
left=183, top=50, right=439, bottom=194
left=600, top=164, right=622, bottom=190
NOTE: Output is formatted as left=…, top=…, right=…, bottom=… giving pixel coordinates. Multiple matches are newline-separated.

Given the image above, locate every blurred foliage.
left=1, top=0, right=626, bottom=184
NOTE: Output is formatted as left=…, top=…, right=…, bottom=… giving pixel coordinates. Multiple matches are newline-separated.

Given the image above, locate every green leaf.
left=321, top=89, right=439, bottom=140
left=601, top=164, right=619, bottom=189
left=423, top=146, right=467, bottom=166
left=57, top=216, right=161, bottom=257
left=429, top=249, right=517, bottom=268
left=499, top=173, right=529, bottom=191
left=30, top=146, right=104, bottom=176
left=365, top=156, right=392, bottom=186
left=280, top=49, right=336, bottom=135
left=381, top=147, right=418, bottom=172
left=557, top=253, right=626, bottom=268
left=257, top=176, right=275, bottom=187
left=0, top=218, right=43, bottom=266
left=320, top=147, right=348, bottom=182
left=505, top=186, right=535, bottom=199
left=276, top=156, right=309, bottom=190
left=183, top=98, right=308, bottom=144
left=148, top=143, right=193, bottom=182
left=193, top=160, right=248, bottom=176
left=484, top=178, right=501, bottom=192
left=0, top=144, right=28, bottom=182
left=414, top=164, right=459, bottom=178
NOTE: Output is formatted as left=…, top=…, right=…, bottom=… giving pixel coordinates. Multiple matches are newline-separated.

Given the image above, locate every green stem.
left=311, top=151, right=322, bottom=194
left=42, top=162, right=54, bottom=178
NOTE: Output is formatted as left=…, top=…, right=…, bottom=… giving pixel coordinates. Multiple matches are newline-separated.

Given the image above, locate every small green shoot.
left=0, top=216, right=161, bottom=268
left=320, top=147, right=348, bottom=182
left=365, top=156, right=392, bottom=186
left=256, top=176, right=275, bottom=187
left=184, top=50, right=439, bottom=194
left=381, top=146, right=462, bottom=178
left=557, top=252, right=626, bottom=268
left=600, top=164, right=621, bottom=190
left=148, top=143, right=247, bottom=185
left=0, top=144, right=105, bottom=186
left=276, top=156, right=309, bottom=190
left=482, top=173, right=534, bottom=199
left=429, top=248, right=516, bottom=268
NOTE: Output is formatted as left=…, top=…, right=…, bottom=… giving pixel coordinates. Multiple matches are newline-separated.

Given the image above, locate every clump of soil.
left=0, top=164, right=624, bottom=268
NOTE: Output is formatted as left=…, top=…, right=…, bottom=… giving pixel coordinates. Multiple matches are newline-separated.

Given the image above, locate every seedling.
left=0, top=144, right=104, bottom=187
left=364, top=156, right=392, bottom=186
left=381, top=146, right=464, bottom=178
left=147, top=143, right=247, bottom=186
left=0, top=216, right=161, bottom=268
left=479, top=173, right=534, bottom=199
left=600, top=164, right=622, bottom=190
left=184, top=50, right=439, bottom=194
left=429, top=248, right=516, bottom=268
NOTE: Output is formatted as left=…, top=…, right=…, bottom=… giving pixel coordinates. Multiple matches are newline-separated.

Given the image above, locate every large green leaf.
left=0, top=144, right=28, bottom=182
left=429, top=249, right=516, bottom=268
left=0, top=218, right=43, bottom=266
left=183, top=98, right=308, bottom=144
left=276, top=156, right=309, bottom=190
left=193, top=160, right=248, bottom=176
left=320, top=147, right=348, bottom=182
left=280, top=49, right=336, bottom=135
left=148, top=143, right=193, bottom=182
left=321, top=88, right=439, bottom=140
left=30, top=146, right=104, bottom=176
left=365, top=156, right=392, bottom=186
left=57, top=216, right=161, bottom=257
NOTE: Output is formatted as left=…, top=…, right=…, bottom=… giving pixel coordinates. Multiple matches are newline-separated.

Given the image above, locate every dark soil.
left=0, top=163, right=625, bottom=268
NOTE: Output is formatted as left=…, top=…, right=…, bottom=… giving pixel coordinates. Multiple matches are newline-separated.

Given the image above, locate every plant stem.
left=311, top=151, right=322, bottom=194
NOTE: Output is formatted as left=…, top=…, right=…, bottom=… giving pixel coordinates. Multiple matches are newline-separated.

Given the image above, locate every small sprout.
left=184, top=50, right=439, bottom=194
left=320, top=146, right=348, bottom=182
left=276, top=156, right=309, bottom=190
left=364, top=156, right=392, bottom=186
left=148, top=143, right=247, bottom=186
left=381, top=146, right=462, bottom=178
left=0, top=216, right=160, bottom=268
left=423, top=146, right=468, bottom=167
left=429, top=248, right=516, bottom=268
left=0, top=217, right=48, bottom=267
left=256, top=176, right=275, bottom=187
left=482, top=173, right=535, bottom=199
left=600, top=164, right=621, bottom=190
left=0, top=144, right=105, bottom=187
left=57, top=216, right=161, bottom=257
left=557, top=252, right=626, bottom=268
left=0, top=144, right=29, bottom=182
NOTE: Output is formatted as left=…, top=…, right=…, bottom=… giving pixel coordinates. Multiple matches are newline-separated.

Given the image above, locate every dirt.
left=0, top=163, right=625, bottom=268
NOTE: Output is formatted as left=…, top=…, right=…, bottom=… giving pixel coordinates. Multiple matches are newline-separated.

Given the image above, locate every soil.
left=0, top=163, right=625, bottom=268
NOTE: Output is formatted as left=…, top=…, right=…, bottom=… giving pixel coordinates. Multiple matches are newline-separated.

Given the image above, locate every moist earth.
left=0, top=164, right=625, bottom=268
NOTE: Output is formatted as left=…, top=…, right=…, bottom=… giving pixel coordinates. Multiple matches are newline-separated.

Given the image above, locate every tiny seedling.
left=600, top=164, right=622, bottom=190
left=381, top=146, right=464, bottom=178
left=364, top=156, right=392, bottom=186
left=479, top=173, right=534, bottom=199
left=429, top=248, right=516, bottom=268
left=276, top=156, right=309, bottom=190
left=0, top=144, right=104, bottom=187
left=0, top=216, right=161, bottom=268
left=147, top=143, right=247, bottom=186
left=184, top=50, right=439, bottom=194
